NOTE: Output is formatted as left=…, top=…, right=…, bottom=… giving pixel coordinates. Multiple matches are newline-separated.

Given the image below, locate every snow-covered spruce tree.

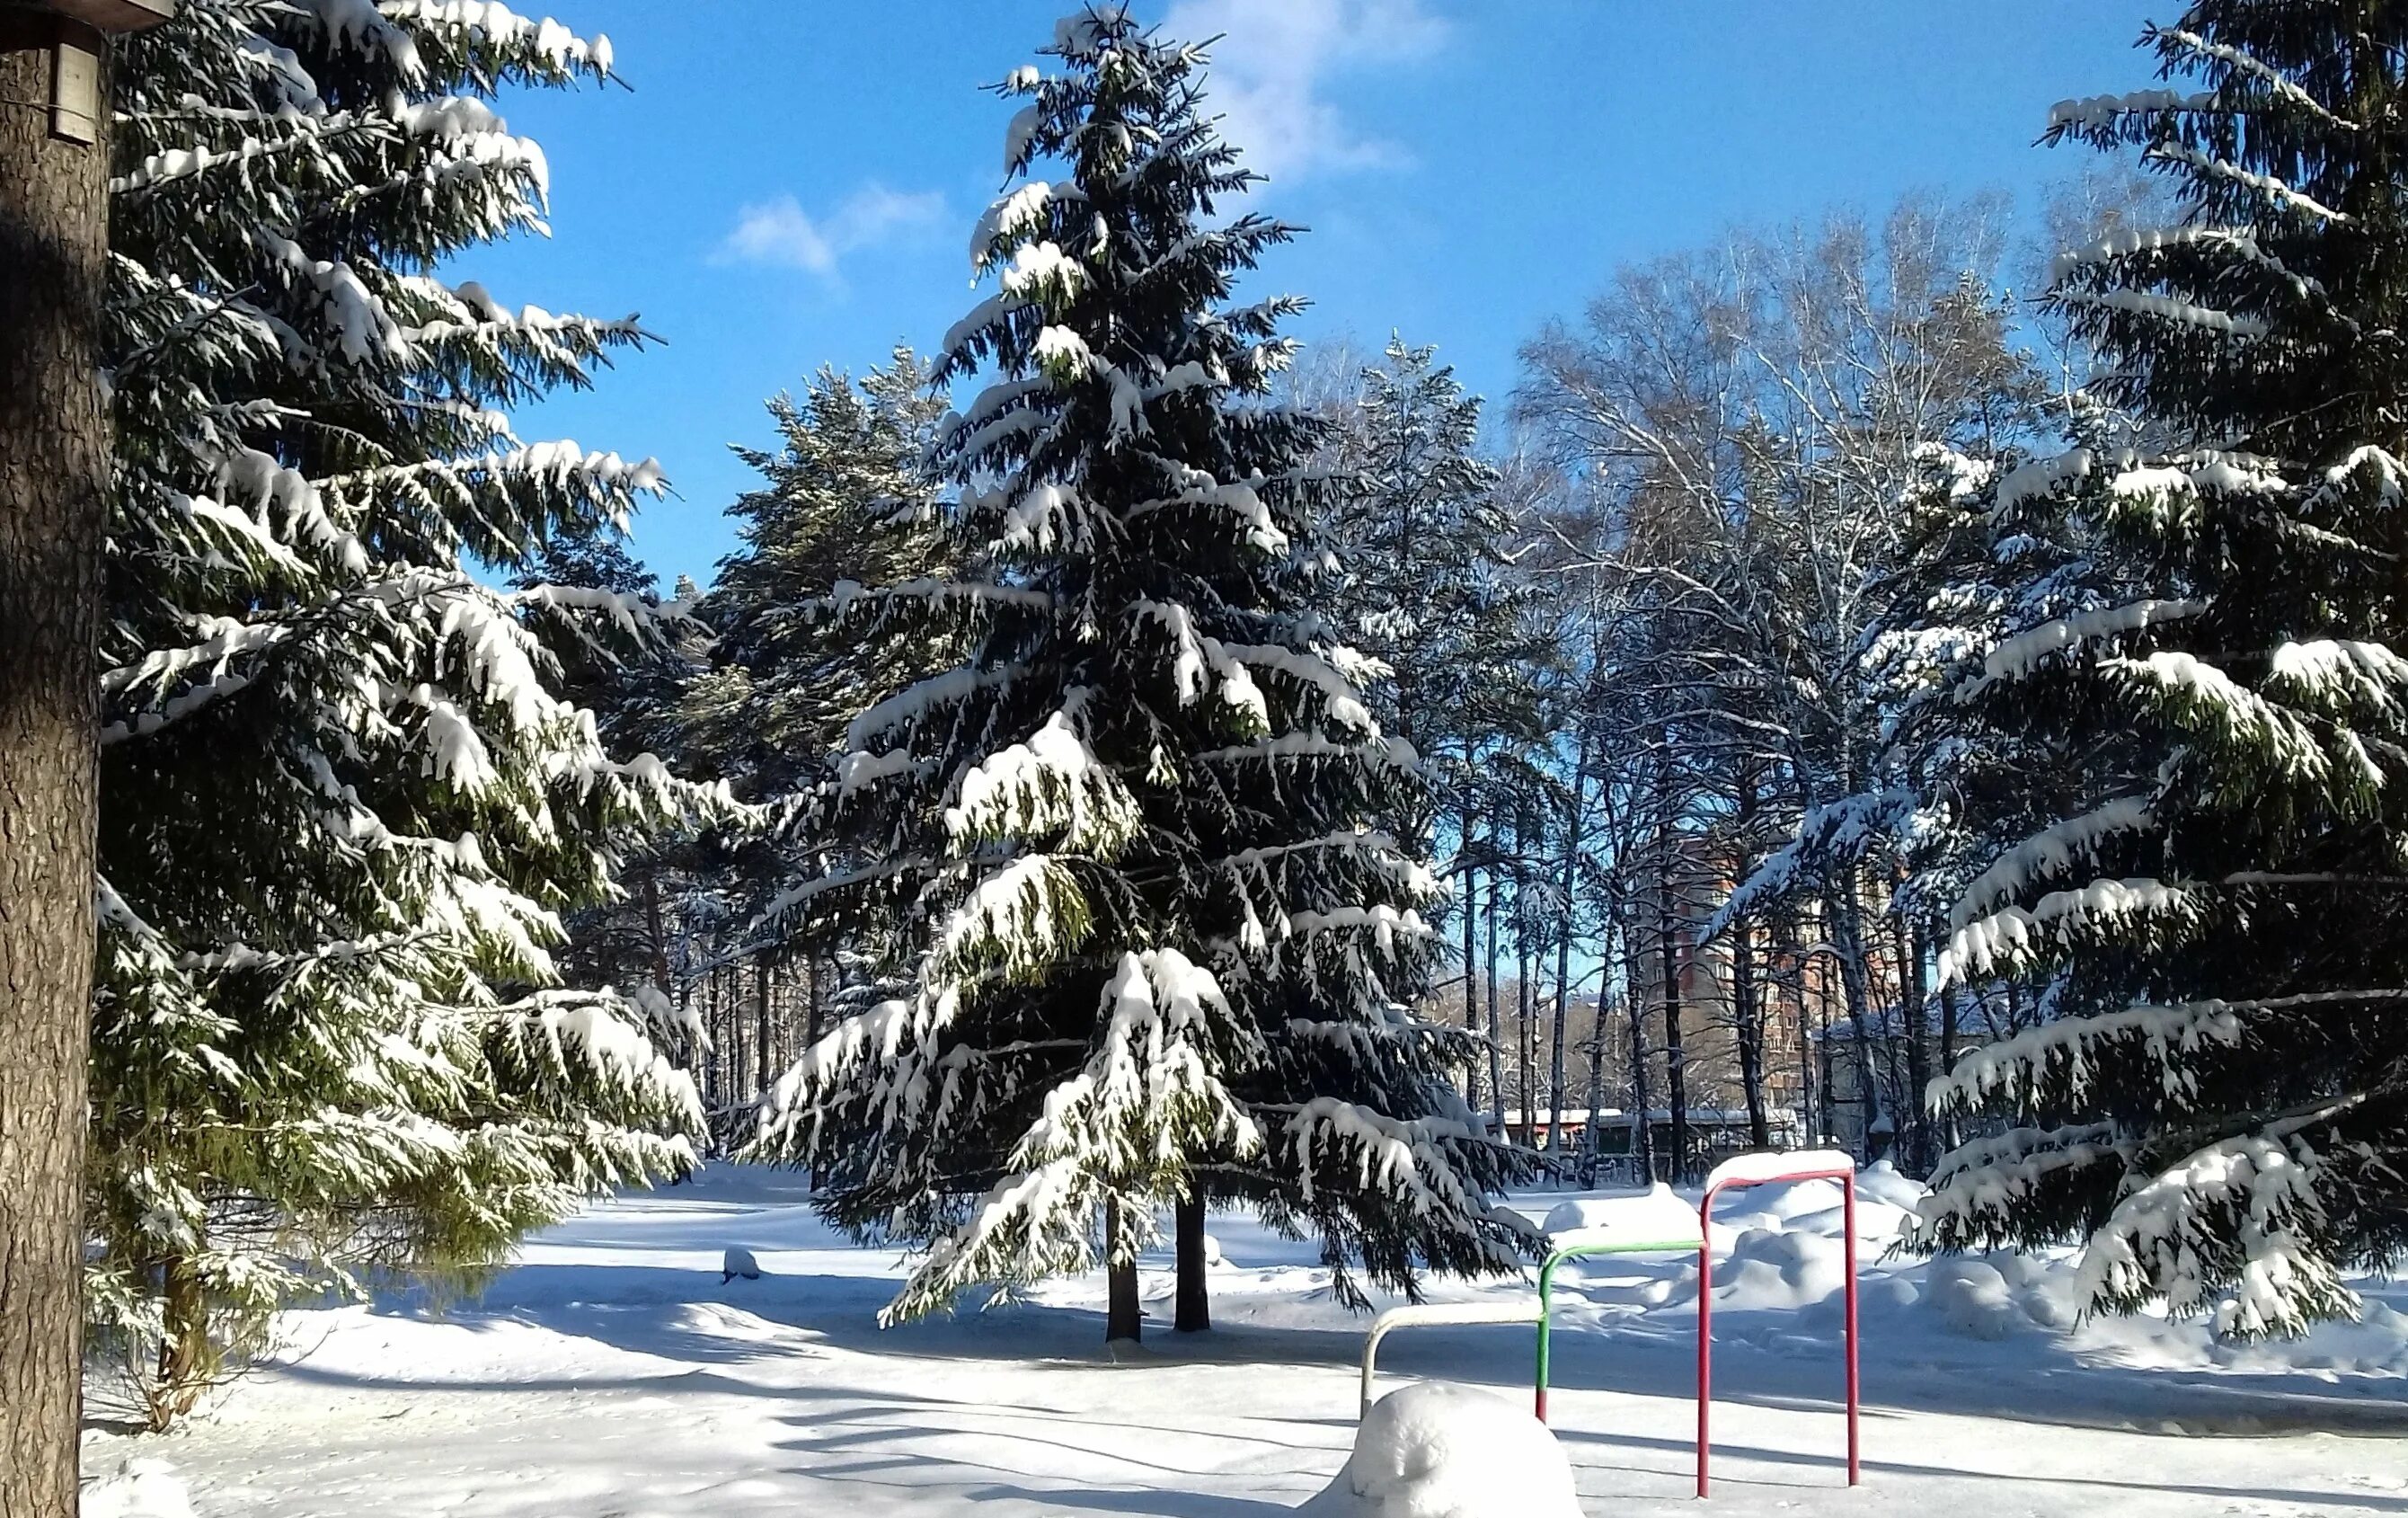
left=689, top=351, right=954, bottom=809
left=747, top=6, right=1532, bottom=1341
left=94, top=0, right=710, bottom=1425
left=680, top=355, right=954, bottom=1133
left=1319, top=338, right=1554, bottom=855
left=1908, top=2, right=2408, bottom=1336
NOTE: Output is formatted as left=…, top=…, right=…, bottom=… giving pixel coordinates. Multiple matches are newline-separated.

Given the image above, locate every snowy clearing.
left=86, top=1165, right=2408, bottom=1518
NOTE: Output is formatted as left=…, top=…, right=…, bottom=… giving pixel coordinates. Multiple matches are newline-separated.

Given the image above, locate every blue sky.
left=471, top=1, right=2165, bottom=589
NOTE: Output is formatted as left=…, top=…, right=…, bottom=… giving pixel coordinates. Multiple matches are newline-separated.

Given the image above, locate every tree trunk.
left=151, top=1252, right=211, bottom=1431
left=1901, top=919, right=1932, bottom=1173
left=1827, top=875, right=1881, bottom=1158
left=1580, top=937, right=1608, bottom=1190
left=1104, top=1197, right=1141, bottom=1344
left=1731, top=764, right=1768, bottom=1150
left=1461, top=832, right=1481, bottom=1113
left=1624, top=911, right=1654, bottom=1183
left=725, top=964, right=747, bottom=1105
left=1546, top=736, right=1587, bottom=1154
left=1733, top=915, right=1767, bottom=1150
left=1173, top=1186, right=1209, bottom=1332
left=1514, top=812, right=1534, bottom=1149
left=1518, top=963, right=1535, bottom=1149
left=1659, top=857, right=1688, bottom=1184
left=1937, top=974, right=1961, bottom=1160
left=754, top=952, right=773, bottom=1099
left=0, top=21, right=111, bottom=1515
left=1483, top=853, right=1505, bottom=1138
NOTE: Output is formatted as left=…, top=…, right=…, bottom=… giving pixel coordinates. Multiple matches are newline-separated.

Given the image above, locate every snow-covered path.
left=87, top=1167, right=2408, bottom=1517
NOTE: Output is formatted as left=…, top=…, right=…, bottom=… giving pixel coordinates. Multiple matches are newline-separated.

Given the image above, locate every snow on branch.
left=2145, top=139, right=2351, bottom=223
left=2048, top=88, right=2217, bottom=130
left=2074, top=1115, right=2353, bottom=1337
left=2049, top=226, right=2330, bottom=302
left=499, top=989, right=705, bottom=1132
left=1286, top=904, right=1438, bottom=954
left=1933, top=990, right=2408, bottom=1115
left=934, top=855, right=1091, bottom=981
left=2056, top=288, right=2270, bottom=338
left=880, top=948, right=1263, bottom=1323
left=2157, top=27, right=2358, bottom=132
left=1280, top=1099, right=1512, bottom=1267
left=1912, top=1122, right=2132, bottom=1242
left=846, top=665, right=1017, bottom=750
left=1966, top=599, right=2208, bottom=692
left=944, top=709, right=1143, bottom=852
left=1940, top=877, right=2197, bottom=986
left=1948, top=796, right=2156, bottom=930
left=1704, top=788, right=1922, bottom=940
left=2265, top=638, right=2408, bottom=713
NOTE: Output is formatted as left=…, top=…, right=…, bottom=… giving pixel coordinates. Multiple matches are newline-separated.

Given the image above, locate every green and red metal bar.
left=1530, top=1154, right=1861, bottom=1499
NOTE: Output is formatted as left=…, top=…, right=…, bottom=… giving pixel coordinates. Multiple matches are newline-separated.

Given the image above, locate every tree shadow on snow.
left=969, top=1483, right=1301, bottom=1518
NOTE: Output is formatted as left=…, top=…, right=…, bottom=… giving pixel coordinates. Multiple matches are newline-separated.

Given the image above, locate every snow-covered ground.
left=84, top=1164, right=2408, bottom=1517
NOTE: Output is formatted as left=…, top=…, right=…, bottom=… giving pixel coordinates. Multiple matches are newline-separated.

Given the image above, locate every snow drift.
left=1303, top=1381, right=1580, bottom=1518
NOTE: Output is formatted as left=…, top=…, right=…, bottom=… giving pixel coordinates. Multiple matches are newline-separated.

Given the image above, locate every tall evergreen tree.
left=93, top=0, right=708, bottom=1424
left=689, top=351, right=954, bottom=810
left=748, top=5, right=1530, bottom=1340
left=1320, top=338, right=1553, bottom=852
left=1908, top=2, right=2408, bottom=1335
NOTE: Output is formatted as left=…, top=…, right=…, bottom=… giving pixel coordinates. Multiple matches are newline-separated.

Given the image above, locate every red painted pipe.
left=1695, top=1166, right=1860, bottom=1498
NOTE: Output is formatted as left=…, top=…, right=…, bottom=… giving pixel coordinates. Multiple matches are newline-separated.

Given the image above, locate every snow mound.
left=1543, top=1182, right=1697, bottom=1245
left=1928, top=1258, right=2019, bottom=1340
left=1713, top=1226, right=1846, bottom=1310
left=722, top=1246, right=762, bottom=1282
left=1926, top=1255, right=2074, bottom=1339
left=1304, top=1382, right=1580, bottom=1518
left=1855, top=1159, right=1929, bottom=1209
left=83, top=1460, right=195, bottom=1518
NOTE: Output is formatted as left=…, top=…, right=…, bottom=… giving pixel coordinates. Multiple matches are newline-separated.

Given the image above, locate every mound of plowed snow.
left=1302, top=1381, right=1580, bottom=1518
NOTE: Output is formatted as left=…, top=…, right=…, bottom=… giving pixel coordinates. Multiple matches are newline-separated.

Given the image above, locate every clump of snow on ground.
left=83, top=1460, right=194, bottom=1518
left=1542, top=1182, right=1697, bottom=1244
left=1304, top=1381, right=1580, bottom=1518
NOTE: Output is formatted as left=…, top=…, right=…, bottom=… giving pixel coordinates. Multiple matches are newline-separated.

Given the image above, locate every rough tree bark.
left=0, top=19, right=112, bottom=1517
left=1732, top=916, right=1766, bottom=1150
left=1173, top=1186, right=1208, bottom=1333
left=1104, top=1197, right=1140, bottom=1344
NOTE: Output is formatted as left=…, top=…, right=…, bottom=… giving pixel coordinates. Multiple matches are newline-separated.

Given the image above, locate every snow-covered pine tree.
left=675, top=355, right=954, bottom=1130
left=748, top=5, right=1532, bottom=1341
left=689, top=351, right=954, bottom=809
left=1907, top=1, right=2408, bottom=1336
left=93, top=0, right=712, bottom=1425
left=1318, top=338, right=1553, bottom=856
left=1315, top=340, right=1557, bottom=1123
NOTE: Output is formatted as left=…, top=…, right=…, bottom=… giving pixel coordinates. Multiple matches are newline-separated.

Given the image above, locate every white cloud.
left=1161, top=0, right=1446, bottom=183
left=715, top=182, right=947, bottom=277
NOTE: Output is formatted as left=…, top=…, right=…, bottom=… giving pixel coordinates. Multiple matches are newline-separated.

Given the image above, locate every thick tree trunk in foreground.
left=0, top=21, right=112, bottom=1518
left=1104, top=1198, right=1141, bottom=1344
left=1173, top=1187, right=1209, bottom=1333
